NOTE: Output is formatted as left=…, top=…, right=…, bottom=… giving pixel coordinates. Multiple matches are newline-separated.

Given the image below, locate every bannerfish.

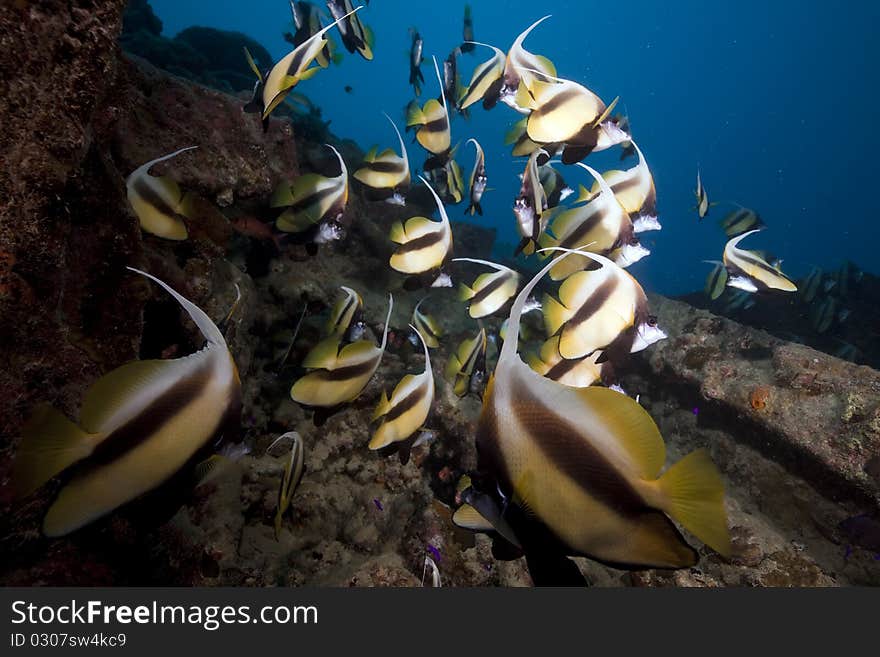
left=455, top=258, right=520, bottom=319
left=453, top=248, right=730, bottom=585
left=290, top=1, right=340, bottom=68
left=325, top=285, right=365, bottom=341
left=494, top=16, right=557, bottom=112
left=244, top=6, right=359, bottom=129
left=465, top=138, right=488, bottom=216
left=719, top=205, right=765, bottom=238
left=290, top=294, right=393, bottom=408
left=442, top=154, right=466, bottom=205
left=460, top=4, right=475, bottom=53
left=542, top=249, right=666, bottom=361
left=13, top=267, right=242, bottom=537
left=126, top=146, right=199, bottom=241
left=809, top=295, right=837, bottom=334
left=538, top=163, right=645, bottom=280
left=504, top=116, right=555, bottom=158
left=272, top=143, right=349, bottom=241
left=513, top=148, right=549, bottom=256
left=389, top=176, right=453, bottom=285
left=457, top=42, right=505, bottom=111
left=326, top=0, right=374, bottom=60
left=370, top=324, right=435, bottom=464
left=444, top=327, right=488, bottom=399
left=574, top=140, right=660, bottom=233
left=525, top=335, right=610, bottom=388
left=722, top=230, right=797, bottom=293
left=694, top=168, right=710, bottom=219
left=411, top=297, right=443, bottom=349
left=538, top=163, right=573, bottom=209
left=442, top=48, right=464, bottom=116
left=354, top=113, right=411, bottom=205
left=408, top=28, right=424, bottom=96
left=704, top=262, right=729, bottom=301
left=405, top=57, right=451, bottom=156
left=799, top=267, right=823, bottom=304
left=273, top=431, right=305, bottom=539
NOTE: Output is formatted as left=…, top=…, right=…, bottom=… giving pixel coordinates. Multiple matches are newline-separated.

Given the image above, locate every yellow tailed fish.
left=326, top=0, right=374, bottom=61
left=389, top=176, right=453, bottom=279
left=525, top=335, right=609, bottom=388
left=245, top=6, right=361, bottom=127
left=290, top=293, right=393, bottom=407
left=722, top=230, right=797, bottom=293
left=272, top=431, right=305, bottom=539
left=443, top=154, right=465, bottom=204
left=464, top=138, right=488, bottom=216
left=411, top=297, right=443, bottom=349
left=353, top=112, right=411, bottom=205
left=541, top=248, right=666, bottom=361
left=405, top=57, right=451, bottom=155
left=455, top=247, right=730, bottom=585
left=370, top=324, right=435, bottom=463
left=289, top=1, right=340, bottom=68
left=719, top=204, right=765, bottom=238
left=13, top=267, right=242, bottom=537
left=273, top=143, right=349, bottom=237
left=457, top=41, right=505, bottom=111
left=703, top=261, right=728, bottom=301
left=575, top=140, right=660, bottom=233
left=325, top=285, right=364, bottom=340
left=513, top=148, right=549, bottom=256
left=444, top=327, right=488, bottom=398
left=538, top=162, right=645, bottom=280
left=497, top=16, right=557, bottom=112
left=454, top=258, right=520, bottom=319
left=126, top=146, right=199, bottom=241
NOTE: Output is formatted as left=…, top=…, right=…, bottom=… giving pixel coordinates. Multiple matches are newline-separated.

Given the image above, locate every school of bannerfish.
left=14, top=2, right=807, bottom=586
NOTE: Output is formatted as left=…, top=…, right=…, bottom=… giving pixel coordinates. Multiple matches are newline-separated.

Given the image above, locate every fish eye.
left=647, top=315, right=658, bottom=327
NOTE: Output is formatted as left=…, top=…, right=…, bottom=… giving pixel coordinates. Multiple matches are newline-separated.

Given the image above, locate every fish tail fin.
left=458, top=283, right=476, bottom=301
left=656, top=448, right=731, bottom=558
left=406, top=100, right=425, bottom=127
left=474, top=201, right=483, bottom=216
left=542, top=293, right=567, bottom=336
left=388, top=220, right=406, bottom=244
left=13, top=405, right=99, bottom=498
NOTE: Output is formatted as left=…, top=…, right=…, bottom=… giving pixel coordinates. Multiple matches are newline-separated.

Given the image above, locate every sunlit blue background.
left=148, top=0, right=879, bottom=295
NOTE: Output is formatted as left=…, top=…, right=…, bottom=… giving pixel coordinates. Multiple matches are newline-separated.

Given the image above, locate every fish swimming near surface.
left=574, top=140, right=660, bottom=233
left=326, top=0, right=374, bottom=60
left=408, top=28, right=424, bottom=96
left=513, top=148, right=549, bottom=256
left=411, top=297, right=443, bottom=349
left=525, top=335, right=610, bottom=389
left=370, top=324, right=435, bottom=464
left=722, top=230, right=797, bottom=293
left=388, top=176, right=454, bottom=286
left=126, top=146, right=199, bottom=241
left=273, top=431, right=305, bottom=539
left=455, top=258, right=520, bottom=319
left=541, top=249, right=666, bottom=361
left=244, top=6, right=360, bottom=129
left=444, top=327, right=488, bottom=398
left=353, top=113, right=411, bottom=205
left=13, top=267, right=242, bottom=537
left=465, top=138, right=488, bottom=216
left=704, top=261, right=729, bottom=301
left=453, top=249, right=730, bottom=585
left=494, top=16, right=557, bottom=112
left=719, top=205, right=765, bottom=238
left=324, top=285, right=365, bottom=341
left=405, top=57, right=452, bottom=156
left=538, top=163, right=646, bottom=280
left=290, top=294, right=393, bottom=408
left=538, top=163, right=573, bottom=209
left=272, top=143, right=349, bottom=247
left=457, top=42, right=506, bottom=111
left=460, top=4, right=475, bottom=53
left=289, top=1, right=341, bottom=68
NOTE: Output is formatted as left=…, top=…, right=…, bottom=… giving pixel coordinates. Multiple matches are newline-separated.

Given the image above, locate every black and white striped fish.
left=13, top=267, right=242, bottom=537
left=719, top=205, right=765, bottom=238
left=326, top=0, right=374, bottom=60
left=457, top=42, right=505, bottom=111
left=405, top=57, right=451, bottom=156
left=525, top=335, right=610, bottom=389
left=455, top=258, right=519, bottom=319
left=324, top=285, right=365, bottom=341
left=444, top=327, right=488, bottom=399
left=353, top=113, right=411, bottom=205
left=465, top=138, right=488, bottom=216
left=126, top=146, right=199, bottom=241
left=273, top=431, right=305, bottom=539
left=722, top=230, right=797, bottom=293
left=389, top=176, right=453, bottom=280
left=513, top=148, right=549, bottom=255
left=411, top=297, right=442, bottom=349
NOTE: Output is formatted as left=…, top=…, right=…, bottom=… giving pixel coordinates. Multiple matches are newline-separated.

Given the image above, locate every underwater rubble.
left=1, top=0, right=878, bottom=587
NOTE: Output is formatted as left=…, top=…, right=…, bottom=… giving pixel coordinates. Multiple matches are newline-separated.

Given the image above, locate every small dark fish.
left=427, top=543, right=442, bottom=562
left=344, top=85, right=353, bottom=93
left=460, top=4, right=475, bottom=53
left=373, top=498, right=384, bottom=511
left=692, top=407, right=699, bottom=416
left=408, top=28, right=424, bottom=96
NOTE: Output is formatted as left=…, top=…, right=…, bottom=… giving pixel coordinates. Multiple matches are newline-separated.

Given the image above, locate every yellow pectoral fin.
left=656, top=448, right=731, bottom=558
left=372, top=390, right=392, bottom=421
left=13, top=405, right=100, bottom=498
left=542, top=293, right=568, bottom=336
left=452, top=504, right=494, bottom=532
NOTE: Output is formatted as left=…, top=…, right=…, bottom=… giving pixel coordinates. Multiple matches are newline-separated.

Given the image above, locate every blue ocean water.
left=149, top=0, right=879, bottom=296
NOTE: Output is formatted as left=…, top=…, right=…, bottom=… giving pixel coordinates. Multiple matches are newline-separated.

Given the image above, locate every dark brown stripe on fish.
left=559, top=205, right=606, bottom=248
left=737, top=252, right=785, bottom=279
left=565, top=276, right=619, bottom=332
left=366, top=161, right=405, bottom=174
left=384, top=385, right=427, bottom=423
left=91, top=353, right=217, bottom=465
left=133, top=177, right=183, bottom=219
left=423, top=115, right=449, bottom=133
left=470, top=273, right=509, bottom=307
left=545, top=356, right=581, bottom=381
left=509, top=376, right=646, bottom=514
left=536, top=88, right=587, bottom=118
left=287, top=182, right=340, bottom=214
left=395, top=227, right=444, bottom=255
left=284, top=48, right=310, bottom=77
left=314, top=356, right=378, bottom=383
